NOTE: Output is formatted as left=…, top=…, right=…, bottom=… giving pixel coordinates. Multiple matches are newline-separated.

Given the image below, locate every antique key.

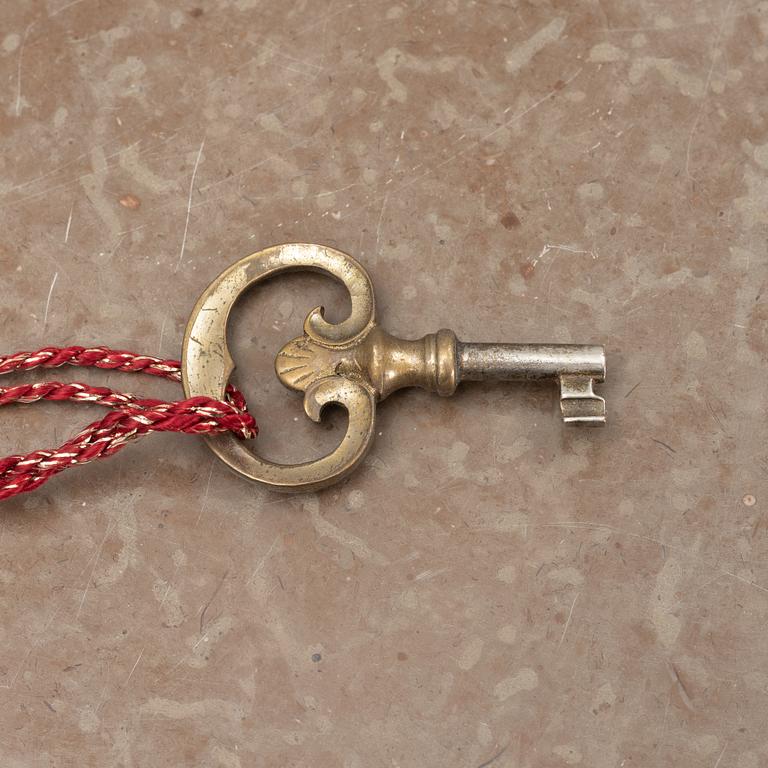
left=182, top=244, right=605, bottom=491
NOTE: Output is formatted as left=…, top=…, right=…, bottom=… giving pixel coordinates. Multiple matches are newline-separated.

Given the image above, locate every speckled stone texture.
left=1, top=0, right=767, bottom=766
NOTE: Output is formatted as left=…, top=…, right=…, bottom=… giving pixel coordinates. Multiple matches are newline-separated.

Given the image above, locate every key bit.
left=183, top=243, right=606, bottom=492
left=457, top=342, right=606, bottom=425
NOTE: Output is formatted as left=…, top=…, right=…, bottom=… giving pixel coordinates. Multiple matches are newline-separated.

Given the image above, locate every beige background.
left=1, top=1, right=767, bottom=766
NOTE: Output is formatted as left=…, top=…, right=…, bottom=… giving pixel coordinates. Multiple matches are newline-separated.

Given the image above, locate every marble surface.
left=1, top=1, right=767, bottom=766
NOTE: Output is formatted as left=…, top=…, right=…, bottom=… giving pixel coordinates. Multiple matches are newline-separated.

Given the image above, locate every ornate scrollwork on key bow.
left=182, top=243, right=380, bottom=492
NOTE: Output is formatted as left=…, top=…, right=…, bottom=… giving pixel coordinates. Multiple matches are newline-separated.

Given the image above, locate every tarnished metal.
left=182, top=243, right=606, bottom=492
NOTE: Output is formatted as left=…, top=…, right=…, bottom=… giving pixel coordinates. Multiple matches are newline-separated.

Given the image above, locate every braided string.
left=0, top=346, right=256, bottom=501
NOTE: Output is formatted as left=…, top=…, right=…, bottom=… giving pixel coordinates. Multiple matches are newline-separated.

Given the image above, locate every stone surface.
left=1, top=1, right=767, bottom=766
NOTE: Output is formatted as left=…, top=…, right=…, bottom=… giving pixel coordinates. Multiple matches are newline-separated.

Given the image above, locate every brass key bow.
left=182, top=244, right=606, bottom=492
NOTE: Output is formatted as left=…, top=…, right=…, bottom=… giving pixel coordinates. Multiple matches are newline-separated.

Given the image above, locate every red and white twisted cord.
left=0, top=346, right=257, bottom=501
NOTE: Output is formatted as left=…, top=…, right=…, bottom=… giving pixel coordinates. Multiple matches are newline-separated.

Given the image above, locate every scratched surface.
left=1, top=0, right=767, bottom=766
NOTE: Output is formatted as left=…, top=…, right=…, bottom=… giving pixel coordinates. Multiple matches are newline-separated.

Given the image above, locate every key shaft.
left=457, top=342, right=605, bottom=382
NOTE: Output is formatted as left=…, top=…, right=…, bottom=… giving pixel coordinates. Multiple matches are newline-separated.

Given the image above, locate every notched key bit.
left=183, top=244, right=606, bottom=492
left=457, top=342, right=606, bottom=425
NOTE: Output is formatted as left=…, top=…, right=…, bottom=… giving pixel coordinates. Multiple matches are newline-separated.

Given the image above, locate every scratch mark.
left=651, top=438, right=676, bottom=454
left=42, top=271, right=59, bottom=331
left=50, top=0, right=88, bottom=16
left=175, top=137, right=205, bottom=273
left=76, top=520, right=113, bottom=620
left=158, top=581, right=173, bottom=608
left=199, top=568, right=229, bottom=634
left=305, top=496, right=389, bottom=565
left=248, top=536, right=280, bottom=585
left=111, top=233, right=126, bottom=259
left=157, top=317, right=167, bottom=356
left=713, top=742, right=728, bottom=768
left=533, top=242, right=597, bottom=267
left=477, top=744, right=508, bottom=768
left=124, top=647, right=144, bottom=686
left=705, top=398, right=727, bottom=435
left=722, top=570, right=768, bottom=595
left=374, top=192, right=389, bottom=254
left=558, top=592, right=579, bottom=647
left=414, top=568, right=449, bottom=582
left=667, top=662, right=694, bottom=710
left=684, top=1, right=733, bottom=180
left=191, top=632, right=209, bottom=651
left=489, top=68, right=582, bottom=142
left=14, top=23, right=32, bottom=117
left=658, top=692, right=670, bottom=748
left=315, top=182, right=362, bottom=198
left=624, top=381, right=641, bottom=399
left=194, top=459, right=215, bottom=527
left=0, top=647, right=32, bottom=690
left=64, top=203, right=74, bottom=243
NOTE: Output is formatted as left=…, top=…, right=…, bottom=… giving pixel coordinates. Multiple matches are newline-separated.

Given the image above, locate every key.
left=183, top=243, right=606, bottom=491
